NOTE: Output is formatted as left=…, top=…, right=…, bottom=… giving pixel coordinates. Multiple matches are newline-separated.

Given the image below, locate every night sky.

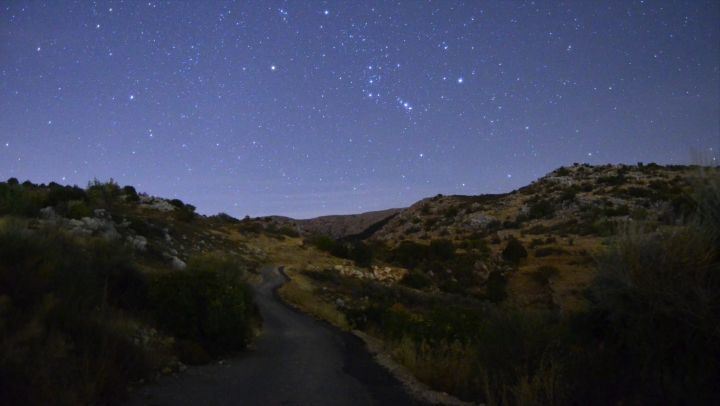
left=1, top=1, right=718, bottom=218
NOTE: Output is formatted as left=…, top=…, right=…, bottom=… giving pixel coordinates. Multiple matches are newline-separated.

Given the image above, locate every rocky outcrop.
left=139, top=195, right=176, bottom=212
left=332, top=264, right=406, bottom=283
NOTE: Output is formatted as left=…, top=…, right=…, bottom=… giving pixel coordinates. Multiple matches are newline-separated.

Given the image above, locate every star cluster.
left=1, top=1, right=718, bottom=217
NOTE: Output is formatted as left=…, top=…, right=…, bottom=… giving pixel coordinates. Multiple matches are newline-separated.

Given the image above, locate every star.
left=457, top=77, right=464, bottom=84
left=270, top=65, right=277, bottom=71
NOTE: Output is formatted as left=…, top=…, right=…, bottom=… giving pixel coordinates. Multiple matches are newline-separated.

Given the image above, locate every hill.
left=279, top=163, right=720, bottom=404
left=2, top=163, right=718, bottom=405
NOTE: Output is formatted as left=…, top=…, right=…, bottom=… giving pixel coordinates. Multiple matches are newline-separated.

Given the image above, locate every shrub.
left=0, top=182, right=44, bottom=216
left=150, top=254, right=259, bottom=354
left=429, top=239, right=455, bottom=261
left=583, top=173, right=720, bottom=403
left=47, top=184, right=87, bottom=206
left=485, top=271, right=507, bottom=303
left=444, top=206, right=459, bottom=219
left=389, top=240, right=427, bottom=269
left=0, top=224, right=152, bottom=404
left=173, top=204, right=196, bottom=222
left=122, top=185, right=139, bottom=202
left=65, top=200, right=92, bottom=219
left=528, top=199, right=556, bottom=219
left=502, top=237, right=527, bottom=263
left=348, top=241, right=373, bottom=267
left=401, top=269, right=432, bottom=289
left=87, top=179, right=121, bottom=208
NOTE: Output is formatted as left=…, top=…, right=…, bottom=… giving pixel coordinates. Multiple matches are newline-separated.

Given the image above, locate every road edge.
left=273, top=265, right=479, bottom=406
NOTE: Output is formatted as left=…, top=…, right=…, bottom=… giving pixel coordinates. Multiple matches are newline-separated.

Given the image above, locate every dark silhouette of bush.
left=122, top=185, right=139, bottom=202
left=349, top=241, right=373, bottom=267
left=87, top=179, right=121, bottom=208
left=581, top=173, right=720, bottom=404
left=429, top=239, right=455, bottom=261
left=0, top=182, right=44, bottom=216
left=527, top=199, right=556, bottom=219
left=401, top=269, right=432, bottom=289
left=485, top=270, right=507, bottom=302
left=0, top=224, right=151, bottom=405
left=501, top=237, right=527, bottom=263
left=169, top=198, right=185, bottom=208
left=47, top=184, right=87, bottom=206
left=150, top=254, right=259, bottom=354
left=173, top=203, right=196, bottom=222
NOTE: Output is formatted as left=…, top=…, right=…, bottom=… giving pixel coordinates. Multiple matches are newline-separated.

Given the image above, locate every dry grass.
left=386, top=336, right=479, bottom=399
left=277, top=268, right=349, bottom=330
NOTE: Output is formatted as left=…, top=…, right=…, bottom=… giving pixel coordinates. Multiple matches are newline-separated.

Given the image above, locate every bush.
left=173, top=204, right=196, bottom=222
left=0, top=224, right=151, bottom=404
left=150, top=254, right=259, bottom=354
left=122, top=185, right=139, bottom=202
left=401, top=269, right=432, bottom=289
left=502, top=237, right=527, bottom=263
left=429, top=239, right=455, bottom=261
left=47, top=184, right=86, bottom=206
left=485, top=270, right=507, bottom=303
left=87, top=179, right=121, bottom=208
left=582, top=173, right=720, bottom=403
left=65, top=200, right=92, bottom=219
left=527, top=199, right=556, bottom=219
left=0, top=182, right=44, bottom=216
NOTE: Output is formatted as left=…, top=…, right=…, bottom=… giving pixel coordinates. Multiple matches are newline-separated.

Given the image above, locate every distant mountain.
left=295, top=208, right=402, bottom=238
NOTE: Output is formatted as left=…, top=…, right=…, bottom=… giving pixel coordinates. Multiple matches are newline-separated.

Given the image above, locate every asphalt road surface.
left=127, top=265, right=418, bottom=406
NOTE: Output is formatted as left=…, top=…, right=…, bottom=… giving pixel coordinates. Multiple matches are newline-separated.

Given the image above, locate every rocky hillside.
left=368, top=163, right=700, bottom=242
left=295, top=163, right=714, bottom=314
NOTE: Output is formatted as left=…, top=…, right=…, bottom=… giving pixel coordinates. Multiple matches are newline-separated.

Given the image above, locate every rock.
left=39, top=206, right=58, bottom=219
left=93, top=208, right=109, bottom=218
left=171, top=256, right=187, bottom=270
left=139, top=196, right=176, bottom=212
left=335, top=298, right=345, bottom=308
left=474, top=261, right=490, bottom=281
left=126, top=235, right=148, bottom=251
left=467, top=213, right=498, bottom=228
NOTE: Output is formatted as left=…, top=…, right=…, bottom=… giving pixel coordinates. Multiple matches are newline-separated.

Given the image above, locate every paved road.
left=128, top=265, right=418, bottom=405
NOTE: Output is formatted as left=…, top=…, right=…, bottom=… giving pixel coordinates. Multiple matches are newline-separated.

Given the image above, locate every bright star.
left=457, top=77, right=464, bottom=84
left=270, top=65, right=277, bottom=71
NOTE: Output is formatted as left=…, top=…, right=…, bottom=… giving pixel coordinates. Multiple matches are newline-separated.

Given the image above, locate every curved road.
left=128, top=266, right=418, bottom=405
